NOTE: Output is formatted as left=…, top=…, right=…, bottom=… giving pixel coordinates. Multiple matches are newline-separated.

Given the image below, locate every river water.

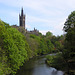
left=16, top=55, right=64, bottom=75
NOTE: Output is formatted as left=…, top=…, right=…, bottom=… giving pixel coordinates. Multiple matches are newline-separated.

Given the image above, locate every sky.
left=0, top=0, right=75, bottom=36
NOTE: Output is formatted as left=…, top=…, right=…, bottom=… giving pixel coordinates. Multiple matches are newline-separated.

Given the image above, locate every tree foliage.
left=63, top=11, right=75, bottom=62
left=46, top=31, right=53, bottom=37
left=46, top=39, right=54, bottom=53
left=64, top=11, right=75, bottom=32
left=0, top=19, right=65, bottom=75
left=63, top=28, right=75, bottom=61
left=46, top=53, right=65, bottom=70
left=0, top=20, right=30, bottom=74
left=63, top=11, right=75, bottom=74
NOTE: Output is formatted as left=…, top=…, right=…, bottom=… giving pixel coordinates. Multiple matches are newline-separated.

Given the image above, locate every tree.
left=63, top=11, right=75, bottom=61
left=55, top=41, right=63, bottom=51
left=63, top=11, right=75, bottom=74
left=63, top=28, right=75, bottom=60
left=64, top=11, right=75, bottom=32
left=46, top=39, right=54, bottom=53
left=2, top=27, right=29, bottom=74
left=0, top=21, right=11, bottom=75
left=0, top=20, right=31, bottom=74
left=38, top=38, right=48, bottom=55
left=46, top=31, right=53, bottom=37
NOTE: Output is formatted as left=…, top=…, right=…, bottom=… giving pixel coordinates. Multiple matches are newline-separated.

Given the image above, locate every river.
left=16, top=55, right=64, bottom=75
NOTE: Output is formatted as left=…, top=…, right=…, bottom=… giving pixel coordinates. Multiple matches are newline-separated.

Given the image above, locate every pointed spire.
left=34, top=27, right=35, bottom=30
left=21, top=7, right=23, bottom=16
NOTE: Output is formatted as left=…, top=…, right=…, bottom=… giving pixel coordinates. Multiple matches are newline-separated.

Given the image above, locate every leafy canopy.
left=64, top=11, right=75, bottom=32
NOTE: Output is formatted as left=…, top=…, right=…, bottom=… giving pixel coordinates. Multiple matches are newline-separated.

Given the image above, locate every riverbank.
left=45, top=53, right=75, bottom=75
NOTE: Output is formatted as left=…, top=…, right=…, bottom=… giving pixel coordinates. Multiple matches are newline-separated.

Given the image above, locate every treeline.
left=46, top=11, right=75, bottom=75
left=25, top=31, right=64, bottom=56
left=0, top=19, right=64, bottom=75
left=12, top=24, right=64, bottom=56
left=20, top=28, right=64, bottom=55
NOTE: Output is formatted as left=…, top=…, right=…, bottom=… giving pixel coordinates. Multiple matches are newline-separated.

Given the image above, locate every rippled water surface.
left=16, top=55, right=64, bottom=75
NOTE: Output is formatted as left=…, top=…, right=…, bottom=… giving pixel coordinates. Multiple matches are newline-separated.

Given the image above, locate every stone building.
left=11, top=8, right=39, bottom=36
left=26, top=28, right=39, bottom=36
left=19, top=8, right=25, bottom=29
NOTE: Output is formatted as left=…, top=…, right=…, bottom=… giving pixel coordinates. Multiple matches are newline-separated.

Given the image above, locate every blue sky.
left=0, top=0, right=75, bottom=36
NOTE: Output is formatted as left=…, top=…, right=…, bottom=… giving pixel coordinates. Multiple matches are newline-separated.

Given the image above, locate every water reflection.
left=16, top=56, right=64, bottom=75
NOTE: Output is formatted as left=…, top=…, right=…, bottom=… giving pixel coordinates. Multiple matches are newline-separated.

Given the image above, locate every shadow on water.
left=16, top=55, right=64, bottom=75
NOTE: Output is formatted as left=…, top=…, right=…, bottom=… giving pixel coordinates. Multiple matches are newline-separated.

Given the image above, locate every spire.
left=21, top=7, right=23, bottom=16
left=19, top=7, right=25, bottom=29
left=34, top=27, right=35, bottom=30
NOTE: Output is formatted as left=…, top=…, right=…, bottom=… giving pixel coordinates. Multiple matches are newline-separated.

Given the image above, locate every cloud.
left=26, top=15, right=50, bottom=23
left=51, top=18, right=67, bottom=35
left=39, top=17, right=66, bottom=35
left=39, top=30, right=54, bottom=35
left=0, top=0, right=75, bottom=15
left=39, top=30, right=47, bottom=35
left=26, top=24, right=32, bottom=29
left=0, top=0, right=75, bottom=36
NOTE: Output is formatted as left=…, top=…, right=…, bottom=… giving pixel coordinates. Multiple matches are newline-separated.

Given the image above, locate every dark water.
left=16, top=55, right=64, bottom=75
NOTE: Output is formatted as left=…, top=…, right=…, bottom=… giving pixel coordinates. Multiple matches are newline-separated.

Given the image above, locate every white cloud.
left=39, top=30, right=54, bottom=35
left=26, top=24, right=31, bottom=29
left=26, top=15, right=50, bottom=23
left=51, top=18, right=67, bottom=35
left=0, top=0, right=75, bottom=15
left=0, top=0, right=75, bottom=35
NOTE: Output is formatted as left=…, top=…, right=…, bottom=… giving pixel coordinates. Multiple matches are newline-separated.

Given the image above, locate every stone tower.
left=19, top=8, right=25, bottom=29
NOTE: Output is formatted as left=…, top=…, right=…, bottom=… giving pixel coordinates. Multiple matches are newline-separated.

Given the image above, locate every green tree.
left=63, top=28, right=75, bottom=61
left=46, top=39, right=54, bottom=53
left=0, top=20, right=11, bottom=75
left=2, top=27, right=28, bottom=74
left=0, top=20, right=31, bottom=74
left=38, top=38, right=48, bottom=55
left=55, top=41, right=63, bottom=52
left=63, top=27, right=75, bottom=74
left=26, top=34, right=41, bottom=56
left=63, top=11, right=75, bottom=74
left=46, top=31, right=53, bottom=37
left=64, top=11, right=75, bottom=32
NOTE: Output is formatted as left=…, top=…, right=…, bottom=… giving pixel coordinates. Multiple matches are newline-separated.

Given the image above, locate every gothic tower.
left=19, top=8, right=25, bottom=29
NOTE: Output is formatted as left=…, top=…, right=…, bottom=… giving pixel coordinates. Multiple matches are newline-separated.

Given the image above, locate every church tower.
left=19, top=8, right=25, bottom=29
